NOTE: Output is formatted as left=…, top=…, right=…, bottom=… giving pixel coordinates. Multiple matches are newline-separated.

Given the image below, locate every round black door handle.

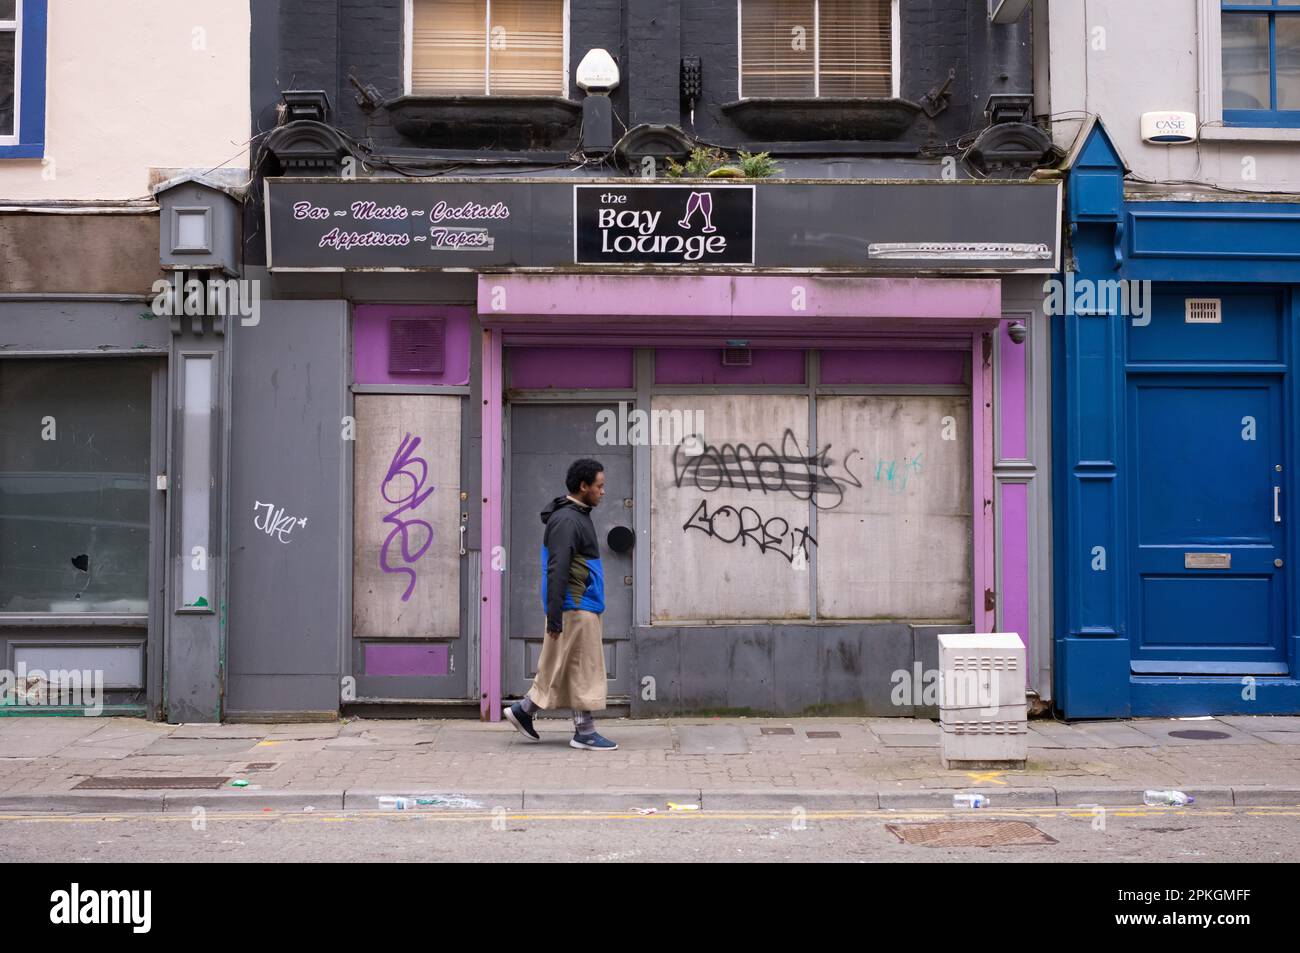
left=607, top=526, right=635, bottom=553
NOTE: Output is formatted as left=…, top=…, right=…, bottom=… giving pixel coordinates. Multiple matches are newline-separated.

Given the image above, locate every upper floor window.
left=1, top=0, right=18, bottom=140
left=1221, top=0, right=1300, bottom=126
left=406, top=0, right=567, bottom=97
left=0, top=0, right=45, bottom=157
left=739, top=0, right=898, bottom=99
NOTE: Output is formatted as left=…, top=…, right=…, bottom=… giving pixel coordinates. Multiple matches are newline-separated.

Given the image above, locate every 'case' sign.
left=574, top=184, right=755, bottom=265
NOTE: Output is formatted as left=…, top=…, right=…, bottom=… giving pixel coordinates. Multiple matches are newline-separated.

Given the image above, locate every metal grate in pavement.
left=806, top=731, right=841, bottom=739
left=886, top=820, right=1058, bottom=847
left=74, top=776, right=229, bottom=790
left=1168, top=730, right=1231, bottom=741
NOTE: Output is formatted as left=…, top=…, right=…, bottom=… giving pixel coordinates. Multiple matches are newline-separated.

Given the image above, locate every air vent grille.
left=1185, top=298, right=1222, bottom=325
left=389, top=318, right=445, bottom=374
left=721, top=347, right=753, bottom=367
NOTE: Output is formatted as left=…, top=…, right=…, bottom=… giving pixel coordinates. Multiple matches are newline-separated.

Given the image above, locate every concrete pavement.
left=2, top=713, right=1300, bottom=813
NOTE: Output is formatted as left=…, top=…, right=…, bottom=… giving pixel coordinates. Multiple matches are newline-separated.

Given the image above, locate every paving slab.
left=0, top=719, right=110, bottom=757
left=140, top=737, right=261, bottom=757
left=1069, top=722, right=1161, bottom=748
left=169, top=724, right=268, bottom=739
left=1220, top=716, right=1300, bottom=733
left=1127, top=719, right=1259, bottom=746
left=876, top=733, right=941, bottom=747
left=675, top=725, right=749, bottom=755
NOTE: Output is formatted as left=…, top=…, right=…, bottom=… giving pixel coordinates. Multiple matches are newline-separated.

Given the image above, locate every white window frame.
left=403, top=0, right=570, bottom=98
left=737, top=0, right=900, bottom=100
left=0, top=0, right=22, bottom=147
left=1197, top=0, right=1300, bottom=142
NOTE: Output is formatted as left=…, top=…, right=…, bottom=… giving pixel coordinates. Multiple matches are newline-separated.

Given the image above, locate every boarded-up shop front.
left=482, top=275, right=1004, bottom=716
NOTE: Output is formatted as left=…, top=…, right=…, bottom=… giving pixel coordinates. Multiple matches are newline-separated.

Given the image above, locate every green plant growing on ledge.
left=738, top=150, right=779, bottom=178
left=665, top=146, right=780, bottom=179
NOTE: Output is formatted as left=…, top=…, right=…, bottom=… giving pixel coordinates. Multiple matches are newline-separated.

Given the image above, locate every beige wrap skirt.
left=525, top=609, right=607, bottom=711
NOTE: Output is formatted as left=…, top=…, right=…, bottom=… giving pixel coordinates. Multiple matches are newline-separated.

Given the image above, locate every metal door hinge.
left=984, top=588, right=996, bottom=611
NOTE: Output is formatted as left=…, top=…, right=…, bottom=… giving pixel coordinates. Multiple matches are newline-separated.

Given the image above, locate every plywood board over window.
left=816, top=395, right=971, bottom=621
left=651, top=395, right=812, bottom=621
left=353, top=395, right=462, bottom=639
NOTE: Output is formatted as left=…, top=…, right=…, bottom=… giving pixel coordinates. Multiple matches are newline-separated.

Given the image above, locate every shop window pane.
left=1222, top=13, right=1272, bottom=111
left=650, top=394, right=812, bottom=621
left=816, top=395, right=971, bottom=621
left=352, top=394, right=462, bottom=638
left=0, top=360, right=152, bottom=614
left=179, top=357, right=213, bottom=609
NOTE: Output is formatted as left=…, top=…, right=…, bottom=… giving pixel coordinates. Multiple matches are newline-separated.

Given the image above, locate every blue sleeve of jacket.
left=545, top=515, right=577, bottom=633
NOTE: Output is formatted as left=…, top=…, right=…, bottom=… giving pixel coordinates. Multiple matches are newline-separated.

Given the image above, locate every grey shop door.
left=506, top=404, right=633, bottom=701
left=227, top=301, right=348, bottom=717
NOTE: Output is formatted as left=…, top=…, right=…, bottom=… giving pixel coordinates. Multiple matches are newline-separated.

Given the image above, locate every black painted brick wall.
left=260, top=0, right=1031, bottom=150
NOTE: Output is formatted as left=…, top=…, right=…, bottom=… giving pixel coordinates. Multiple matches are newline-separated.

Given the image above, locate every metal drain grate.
left=1169, top=730, right=1231, bottom=741
left=806, top=731, right=841, bottom=739
left=887, top=821, right=1058, bottom=847
left=241, top=762, right=280, bottom=771
left=760, top=727, right=795, bottom=735
left=74, top=776, right=229, bottom=790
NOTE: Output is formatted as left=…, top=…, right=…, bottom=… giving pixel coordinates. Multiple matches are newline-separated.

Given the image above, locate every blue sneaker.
left=570, top=731, right=618, bottom=751
left=504, top=702, right=540, bottom=741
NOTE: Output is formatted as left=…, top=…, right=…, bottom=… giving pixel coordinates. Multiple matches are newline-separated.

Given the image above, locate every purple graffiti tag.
left=378, top=432, right=436, bottom=601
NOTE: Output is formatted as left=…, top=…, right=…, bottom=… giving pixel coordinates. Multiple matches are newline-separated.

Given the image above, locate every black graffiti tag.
left=672, top=428, right=862, bottom=510
left=682, top=498, right=817, bottom=564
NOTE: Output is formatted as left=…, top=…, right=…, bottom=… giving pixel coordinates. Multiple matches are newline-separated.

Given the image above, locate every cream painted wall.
left=0, top=0, right=249, bottom=201
left=1047, top=0, right=1300, bottom=192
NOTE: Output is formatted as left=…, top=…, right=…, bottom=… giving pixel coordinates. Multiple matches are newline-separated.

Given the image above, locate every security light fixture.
left=576, top=49, right=620, bottom=94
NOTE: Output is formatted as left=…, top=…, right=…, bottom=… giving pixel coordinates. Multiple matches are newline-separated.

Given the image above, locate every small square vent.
left=721, top=346, right=753, bottom=367
left=388, top=318, right=445, bottom=374
left=1185, top=298, right=1222, bottom=325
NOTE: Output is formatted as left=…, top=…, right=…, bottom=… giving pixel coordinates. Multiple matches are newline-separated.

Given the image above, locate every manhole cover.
left=1169, top=730, right=1231, bottom=741
left=760, top=727, right=795, bottom=735
left=886, top=821, right=1058, bottom=847
left=806, top=731, right=841, bottom=739
left=74, top=776, right=229, bottom=790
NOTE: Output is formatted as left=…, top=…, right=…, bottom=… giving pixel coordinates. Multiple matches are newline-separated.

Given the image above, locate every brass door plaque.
left=1185, top=552, right=1231, bottom=570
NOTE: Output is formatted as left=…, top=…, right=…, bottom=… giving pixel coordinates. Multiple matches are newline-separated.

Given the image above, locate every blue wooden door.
left=1127, top=375, right=1287, bottom=674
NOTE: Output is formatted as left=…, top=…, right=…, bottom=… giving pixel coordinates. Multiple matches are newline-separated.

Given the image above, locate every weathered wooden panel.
left=650, top=395, right=812, bottom=620
left=352, top=394, right=462, bottom=638
left=0, top=214, right=162, bottom=293
left=816, top=396, right=971, bottom=621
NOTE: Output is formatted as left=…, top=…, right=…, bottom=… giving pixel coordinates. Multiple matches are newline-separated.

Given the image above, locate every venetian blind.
left=740, top=0, right=892, bottom=98
left=741, top=0, right=816, bottom=98
left=411, top=0, right=564, bottom=96
left=819, top=0, right=892, bottom=97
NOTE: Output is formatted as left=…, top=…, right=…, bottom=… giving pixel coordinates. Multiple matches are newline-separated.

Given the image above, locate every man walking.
left=504, top=458, right=617, bottom=750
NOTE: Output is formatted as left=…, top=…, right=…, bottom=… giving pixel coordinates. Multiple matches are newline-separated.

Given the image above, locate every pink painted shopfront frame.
left=475, top=275, right=1011, bottom=720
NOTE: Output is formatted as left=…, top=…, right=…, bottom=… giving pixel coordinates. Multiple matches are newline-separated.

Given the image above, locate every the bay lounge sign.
left=264, top=178, right=1060, bottom=273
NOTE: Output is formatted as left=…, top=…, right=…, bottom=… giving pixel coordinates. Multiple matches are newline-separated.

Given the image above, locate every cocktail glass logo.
left=677, top=191, right=717, bottom=233
left=0, top=664, right=104, bottom=715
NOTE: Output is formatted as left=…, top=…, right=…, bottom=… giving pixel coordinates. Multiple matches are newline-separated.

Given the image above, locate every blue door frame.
left=1054, top=120, right=1300, bottom=717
